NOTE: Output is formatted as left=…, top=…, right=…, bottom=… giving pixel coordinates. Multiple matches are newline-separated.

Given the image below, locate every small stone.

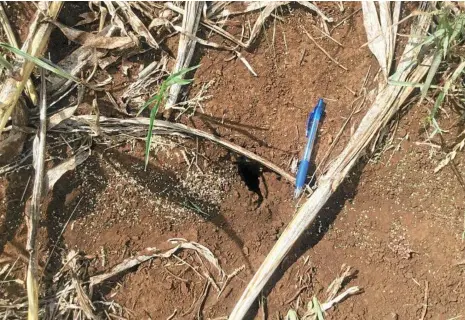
left=243, top=246, right=249, bottom=255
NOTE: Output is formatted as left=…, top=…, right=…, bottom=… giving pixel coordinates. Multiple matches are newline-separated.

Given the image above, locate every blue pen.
left=294, top=98, right=325, bottom=199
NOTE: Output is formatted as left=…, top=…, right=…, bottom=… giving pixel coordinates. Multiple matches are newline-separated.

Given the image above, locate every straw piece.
left=362, top=2, right=387, bottom=78
left=165, top=1, right=204, bottom=109
left=0, top=2, right=63, bottom=135
left=228, top=7, right=433, bottom=320
left=26, top=68, right=47, bottom=320
left=116, top=1, right=159, bottom=48
left=65, top=115, right=295, bottom=183
left=0, top=3, right=38, bottom=104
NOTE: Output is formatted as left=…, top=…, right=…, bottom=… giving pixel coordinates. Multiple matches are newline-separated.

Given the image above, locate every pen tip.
left=294, top=188, right=303, bottom=199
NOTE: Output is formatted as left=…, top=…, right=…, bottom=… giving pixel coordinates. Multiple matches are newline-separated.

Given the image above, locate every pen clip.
left=306, top=111, right=314, bottom=137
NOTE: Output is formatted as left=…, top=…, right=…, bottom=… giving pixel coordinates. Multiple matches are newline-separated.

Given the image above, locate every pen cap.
left=305, top=99, right=325, bottom=137
left=313, top=98, right=325, bottom=122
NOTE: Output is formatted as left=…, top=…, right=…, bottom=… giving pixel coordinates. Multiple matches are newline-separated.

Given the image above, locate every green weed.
left=139, top=65, right=199, bottom=170
left=0, top=42, right=80, bottom=83
left=388, top=5, right=465, bottom=132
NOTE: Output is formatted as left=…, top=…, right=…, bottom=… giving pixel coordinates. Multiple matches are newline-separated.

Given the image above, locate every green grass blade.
left=0, top=54, right=13, bottom=72
left=388, top=60, right=416, bottom=82
left=144, top=100, right=160, bottom=170
left=137, top=94, right=159, bottom=116
left=285, top=309, right=299, bottom=320
left=422, top=28, right=445, bottom=47
left=168, top=78, right=193, bottom=86
left=421, top=49, right=443, bottom=101
left=166, top=64, right=200, bottom=82
left=143, top=65, right=199, bottom=168
left=431, top=60, right=465, bottom=118
left=312, top=296, right=324, bottom=320
left=388, top=79, right=440, bottom=89
left=442, top=33, right=449, bottom=58
left=449, top=14, right=465, bottom=44
left=0, top=42, right=80, bottom=83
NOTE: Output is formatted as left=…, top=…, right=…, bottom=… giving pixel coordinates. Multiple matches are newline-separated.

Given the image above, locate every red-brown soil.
left=1, top=2, right=465, bottom=320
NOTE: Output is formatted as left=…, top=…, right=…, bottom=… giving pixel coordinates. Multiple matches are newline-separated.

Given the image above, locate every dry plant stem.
left=166, top=1, right=203, bottom=109
left=321, top=286, right=360, bottom=311
left=69, top=115, right=295, bottom=183
left=0, top=2, right=63, bottom=135
left=285, top=285, right=309, bottom=304
left=300, top=26, right=348, bottom=71
left=89, top=239, right=223, bottom=287
left=229, top=11, right=433, bottom=319
left=26, top=68, right=47, bottom=320
left=0, top=3, right=38, bottom=104
left=166, top=2, right=290, bottom=50
left=330, top=8, right=362, bottom=34
left=311, top=24, right=343, bottom=47
left=420, top=281, right=429, bottom=320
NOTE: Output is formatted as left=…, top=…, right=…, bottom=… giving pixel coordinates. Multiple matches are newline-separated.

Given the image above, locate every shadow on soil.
left=90, top=148, right=254, bottom=299
left=243, top=159, right=366, bottom=319
left=0, top=170, right=30, bottom=260
left=43, top=156, right=108, bottom=276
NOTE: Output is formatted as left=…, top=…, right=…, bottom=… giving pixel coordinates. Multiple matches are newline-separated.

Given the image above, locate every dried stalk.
left=26, top=68, right=47, bottom=320
left=0, top=2, right=63, bottom=135
left=90, top=239, right=226, bottom=288
left=0, top=3, right=38, bottom=104
left=165, top=1, right=204, bottom=109
left=228, top=8, right=433, bottom=320
left=66, top=115, right=295, bottom=183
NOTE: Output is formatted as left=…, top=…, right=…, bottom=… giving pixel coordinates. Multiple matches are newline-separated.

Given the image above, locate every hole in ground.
left=237, top=158, right=261, bottom=195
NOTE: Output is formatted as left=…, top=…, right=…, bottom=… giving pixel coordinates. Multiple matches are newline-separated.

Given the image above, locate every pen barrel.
left=304, top=119, right=319, bottom=162
left=295, top=159, right=310, bottom=188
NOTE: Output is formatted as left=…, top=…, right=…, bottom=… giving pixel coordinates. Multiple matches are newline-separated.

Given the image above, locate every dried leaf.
left=116, top=1, right=159, bottom=48
left=362, top=2, right=387, bottom=78
left=45, top=148, right=90, bottom=191
left=246, top=2, right=290, bottom=48
left=434, top=134, right=465, bottom=173
left=74, top=11, right=99, bottom=26
left=169, top=238, right=226, bottom=278
left=72, top=276, right=98, bottom=320
left=89, top=239, right=226, bottom=287
left=148, top=17, right=170, bottom=30
left=48, top=106, right=78, bottom=129
left=172, top=25, right=233, bottom=50
left=217, top=2, right=270, bottom=18
left=49, top=86, right=84, bottom=129
left=50, top=20, right=134, bottom=49
left=378, top=2, right=392, bottom=71
left=297, top=2, right=333, bottom=22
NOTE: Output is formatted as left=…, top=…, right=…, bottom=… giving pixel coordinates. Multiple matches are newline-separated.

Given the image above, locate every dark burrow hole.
left=237, top=158, right=262, bottom=195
